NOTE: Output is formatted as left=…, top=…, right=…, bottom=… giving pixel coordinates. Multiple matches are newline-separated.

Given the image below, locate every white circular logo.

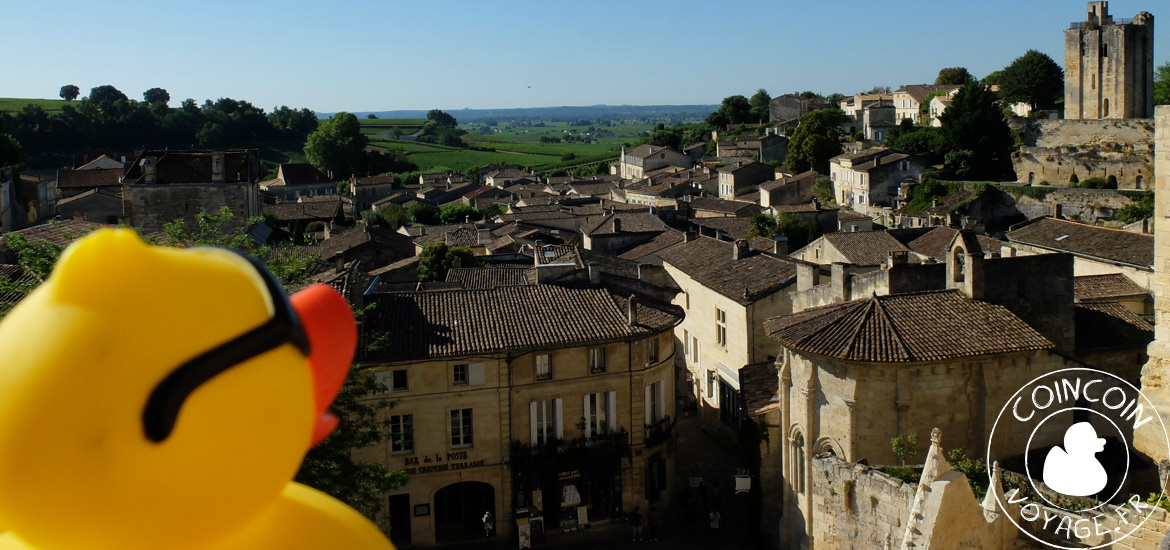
left=986, top=368, right=1169, bottom=549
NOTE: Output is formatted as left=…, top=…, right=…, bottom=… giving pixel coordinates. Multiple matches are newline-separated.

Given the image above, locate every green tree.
left=935, top=67, right=973, bottom=85
left=372, top=204, right=411, bottom=229
left=938, top=81, right=1012, bottom=179
left=59, top=85, right=80, bottom=101
left=813, top=175, right=835, bottom=204
left=439, top=203, right=480, bottom=224
left=1117, top=191, right=1154, bottom=223
left=749, top=89, right=772, bottom=122
left=143, top=87, right=171, bottom=105
left=417, top=242, right=480, bottom=282
left=1155, top=61, right=1170, bottom=106
left=88, top=85, right=128, bottom=107
left=747, top=212, right=820, bottom=250
left=706, top=95, right=752, bottom=127
left=891, top=432, right=919, bottom=466
left=981, top=70, right=1004, bottom=88
left=366, top=113, right=378, bottom=119
left=785, top=108, right=849, bottom=174
left=304, top=112, right=368, bottom=179
left=426, top=109, right=457, bottom=127
left=999, top=50, right=1064, bottom=110
left=0, top=123, right=21, bottom=167
left=407, top=203, right=439, bottom=225
left=650, top=127, right=682, bottom=150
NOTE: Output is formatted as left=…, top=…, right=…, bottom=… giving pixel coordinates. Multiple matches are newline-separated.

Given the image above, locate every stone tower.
left=1138, top=105, right=1170, bottom=464
left=1064, top=1, right=1155, bottom=120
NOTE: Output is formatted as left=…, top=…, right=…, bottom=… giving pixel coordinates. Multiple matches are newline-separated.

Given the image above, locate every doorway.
left=434, top=481, right=495, bottom=543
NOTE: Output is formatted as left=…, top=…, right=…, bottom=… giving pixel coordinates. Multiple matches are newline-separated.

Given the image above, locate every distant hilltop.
left=320, top=104, right=718, bottom=122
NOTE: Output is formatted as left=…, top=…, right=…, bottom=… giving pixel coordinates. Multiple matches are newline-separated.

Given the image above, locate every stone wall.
left=1137, top=106, right=1170, bottom=463
left=806, top=455, right=916, bottom=549
left=125, top=183, right=257, bottom=233
left=1012, top=189, right=1138, bottom=223
left=1012, top=119, right=1154, bottom=188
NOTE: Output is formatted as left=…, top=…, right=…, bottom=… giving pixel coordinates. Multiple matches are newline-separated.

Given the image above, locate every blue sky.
left=4, top=0, right=1166, bottom=113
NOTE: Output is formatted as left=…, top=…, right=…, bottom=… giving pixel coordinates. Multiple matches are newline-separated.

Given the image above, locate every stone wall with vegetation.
left=1012, top=119, right=1154, bottom=189
left=807, top=454, right=916, bottom=549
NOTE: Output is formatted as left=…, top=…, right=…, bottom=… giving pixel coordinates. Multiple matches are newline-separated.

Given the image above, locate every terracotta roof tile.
left=765, top=290, right=1053, bottom=362
left=1075, top=302, right=1154, bottom=352
left=582, top=212, right=668, bottom=236
left=659, top=236, right=797, bottom=304
left=1007, top=217, right=1153, bottom=269
left=265, top=200, right=341, bottom=221
left=3, top=220, right=113, bottom=248
left=445, top=266, right=534, bottom=289
left=1074, top=274, right=1148, bottom=301
left=618, top=230, right=687, bottom=261
left=359, top=286, right=682, bottom=362
left=822, top=231, right=910, bottom=266
left=0, top=264, right=42, bottom=313
left=906, top=227, right=1002, bottom=262
left=694, top=217, right=753, bottom=240
left=57, top=168, right=122, bottom=189
left=740, top=361, right=779, bottom=415
left=688, top=197, right=762, bottom=215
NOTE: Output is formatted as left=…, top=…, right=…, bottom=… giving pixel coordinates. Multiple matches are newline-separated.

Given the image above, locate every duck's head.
left=0, top=229, right=355, bottom=550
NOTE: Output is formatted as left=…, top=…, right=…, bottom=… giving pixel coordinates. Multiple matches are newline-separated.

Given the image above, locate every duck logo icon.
left=986, top=368, right=1170, bottom=549
left=1042, top=422, right=1108, bottom=497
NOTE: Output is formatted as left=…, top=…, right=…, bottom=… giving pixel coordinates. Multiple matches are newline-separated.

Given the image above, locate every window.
left=530, top=399, right=561, bottom=445
left=645, top=379, right=666, bottom=423
left=450, top=408, right=473, bottom=447
left=683, top=329, right=690, bottom=358
left=453, top=364, right=468, bottom=386
left=452, top=363, right=485, bottom=386
left=589, top=347, right=606, bottom=373
left=375, top=369, right=409, bottom=393
left=715, top=308, right=727, bottom=347
left=535, top=354, right=552, bottom=381
left=692, top=337, right=700, bottom=364
left=684, top=291, right=690, bottom=309
left=707, top=371, right=716, bottom=403
left=390, top=415, right=414, bottom=454
left=1102, top=43, right=1108, bottom=57
left=647, top=337, right=659, bottom=363
left=584, top=392, right=617, bottom=437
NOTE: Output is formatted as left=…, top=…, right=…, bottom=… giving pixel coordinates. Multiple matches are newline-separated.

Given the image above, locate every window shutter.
left=583, top=395, right=593, bottom=438
left=530, top=401, right=538, bottom=444
left=554, top=398, right=564, bottom=439
left=644, top=385, right=652, bottom=425
left=656, top=379, right=666, bottom=421
left=607, top=391, right=617, bottom=432
left=469, top=363, right=486, bottom=385
left=374, top=371, right=392, bottom=394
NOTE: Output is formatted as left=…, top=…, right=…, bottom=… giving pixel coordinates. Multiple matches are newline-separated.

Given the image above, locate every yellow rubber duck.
left=0, top=229, right=395, bottom=550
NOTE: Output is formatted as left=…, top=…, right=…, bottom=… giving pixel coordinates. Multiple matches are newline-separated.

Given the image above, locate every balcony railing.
left=510, top=430, right=630, bottom=469
left=644, top=415, right=674, bottom=448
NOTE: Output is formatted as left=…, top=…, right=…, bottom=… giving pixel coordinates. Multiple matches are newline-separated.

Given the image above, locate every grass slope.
left=0, top=97, right=69, bottom=114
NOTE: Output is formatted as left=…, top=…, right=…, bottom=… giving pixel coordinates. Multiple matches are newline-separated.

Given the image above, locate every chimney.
left=732, top=239, right=749, bottom=261
left=683, top=232, right=692, bottom=243
left=638, top=263, right=665, bottom=286
left=831, top=263, right=852, bottom=303
left=335, top=257, right=344, bottom=272
left=452, top=256, right=463, bottom=269
left=445, top=232, right=453, bottom=246
left=627, top=294, right=638, bottom=326
left=797, top=262, right=820, bottom=291
left=888, top=250, right=908, bottom=267
left=477, top=228, right=490, bottom=245
left=588, top=263, right=601, bottom=285
left=611, top=217, right=621, bottom=233
left=143, top=158, right=157, bottom=184
left=211, top=151, right=225, bottom=183
left=1053, top=204, right=1063, bottom=219
left=773, top=237, right=789, bottom=256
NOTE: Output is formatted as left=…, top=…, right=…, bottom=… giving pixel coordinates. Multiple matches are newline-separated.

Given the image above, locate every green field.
left=367, top=137, right=462, bottom=153
left=0, top=97, right=68, bottom=114
left=358, top=118, right=427, bottom=126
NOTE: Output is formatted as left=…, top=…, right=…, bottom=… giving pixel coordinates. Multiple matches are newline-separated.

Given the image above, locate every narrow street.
left=438, top=410, right=759, bottom=550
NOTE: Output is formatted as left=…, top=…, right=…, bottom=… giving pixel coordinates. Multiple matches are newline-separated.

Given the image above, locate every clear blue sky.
left=4, top=0, right=1166, bottom=113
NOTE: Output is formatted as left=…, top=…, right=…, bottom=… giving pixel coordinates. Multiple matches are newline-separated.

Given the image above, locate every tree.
left=813, top=175, right=834, bottom=204
left=938, top=81, right=1012, bottom=179
left=999, top=50, right=1064, bottom=110
left=439, top=203, right=480, bottom=224
left=1117, top=191, right=1154, bottom=223
left=59, top=85, right=80, bottom=101
left=747, top=212, right=820, bottom=250
left=367, top=113, right=378, bottom=119
left=785, top=108, right=849, bottom=174
left=143, top=87, right=171, bottom=105
left=0, top=120, right=21, bottom=167
left=372, top=204, right=412, bottom=229
left=304, top=112, right=368, bottom=179
left=706, top=95, right=752, bottom=127
left=981, top=70, right=1004, bottom=88
left=650, top=127, right=682, bottom=150
left=426, top=109, right=457, bottom=127
left=749, top=89, right=772, bottom=122
left=891, top=432, right=919, bottom=466
left=1155, top=61, right=1170, bottom=106
left=417, top=242, right=480, bottom=282
left=88, top=85, right=129, bottom=107
left=407, top=203, right=439, bottom=225
left=935, top=67, right=973, bottom=85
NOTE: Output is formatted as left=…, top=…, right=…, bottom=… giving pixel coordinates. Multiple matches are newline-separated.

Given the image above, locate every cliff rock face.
left=1138, top=106, right=1170, bottom=465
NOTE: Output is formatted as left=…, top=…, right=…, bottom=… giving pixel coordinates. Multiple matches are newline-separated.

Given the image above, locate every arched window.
left=790, top=430, right=806, bottom=494
left=1103, top=98, right=1110, bottom=117
left=1028, top=172, right=1035, bottom=185
left=1136, top=175, right=1144, bottom=189
left=952, top=247, right=966, bottom=283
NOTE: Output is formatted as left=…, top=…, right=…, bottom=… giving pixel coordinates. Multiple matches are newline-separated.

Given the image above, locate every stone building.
left=121, top=149, right=261, bottom=233
left=353, top=285, right=681, bottom=547
left=828, top=147, right=923, bottom=211
left=1007, top=215, right=1153, bottom=290
left=1137, top=105, right=1170, bottom=463
left=615, top=145, right=690, bottom=180
left=658, top=237, right=798, bottom=424
left=1064, top=1, right=1155, bottom=120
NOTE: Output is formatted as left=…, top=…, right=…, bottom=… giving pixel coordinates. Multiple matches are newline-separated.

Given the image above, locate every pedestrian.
left=630, top=505, right=643, bottom=542
left=708, top=509, right=721, bottom=549
left=647, top=506, right=658, bottom=542
left=482, top=510, right=494, bottom=538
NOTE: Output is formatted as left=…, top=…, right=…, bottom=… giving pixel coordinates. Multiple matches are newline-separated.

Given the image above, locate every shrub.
left=1069, top=173, right=1079, bottom=184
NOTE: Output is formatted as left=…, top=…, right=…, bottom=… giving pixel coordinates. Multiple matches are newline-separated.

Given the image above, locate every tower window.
left=1102, top=43, right=1108, bottom=58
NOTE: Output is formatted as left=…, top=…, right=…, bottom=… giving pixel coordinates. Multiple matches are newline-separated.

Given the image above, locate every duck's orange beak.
left=289, top=284, right=357, bottom=448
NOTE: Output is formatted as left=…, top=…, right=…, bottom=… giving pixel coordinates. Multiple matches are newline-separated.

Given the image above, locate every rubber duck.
left=0, top=229, right=394, bottom=550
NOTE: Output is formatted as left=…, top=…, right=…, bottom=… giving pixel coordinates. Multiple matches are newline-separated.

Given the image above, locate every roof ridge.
left=872, top=296, right=914, bottom=361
